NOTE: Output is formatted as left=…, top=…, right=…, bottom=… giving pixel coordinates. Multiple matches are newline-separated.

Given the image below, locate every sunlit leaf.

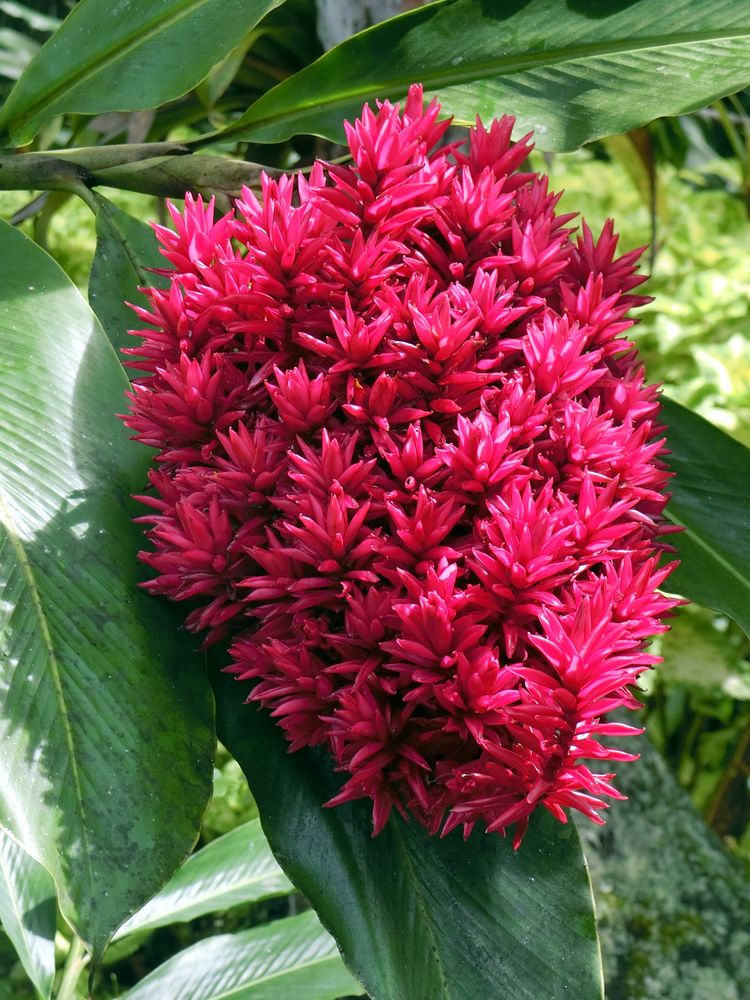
left=0, top=830, right=56, bottom=999
left=216, top=0, right=750, bottom=151
left=121, top=911, right=360, bottom=1000
left=0, top=219, right=214, bottom=960
left=0, top=0, right=286, bottom=145
left=115, top=819, right=293, bottom=939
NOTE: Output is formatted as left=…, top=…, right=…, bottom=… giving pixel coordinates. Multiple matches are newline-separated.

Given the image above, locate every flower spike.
left=124, top=84, right=677, bottom=847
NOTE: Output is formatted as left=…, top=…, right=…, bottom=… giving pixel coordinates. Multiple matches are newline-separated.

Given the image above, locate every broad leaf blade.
left=88, top=195, right=166, bottom=359
left=120, top=911, right=361, bottom=1000
left=661, top=396, right=750, bottom=636
left=218, top=0, right=750, bottom=151
left=0, top=830, right=56, bottom=1000
left=0, top=219, right=214, bottom=960
left=214, top=671, right=604, bottom=1000
left=115, top=819, right=293, bottom=939
left=0, top=0, right=285, bottom=146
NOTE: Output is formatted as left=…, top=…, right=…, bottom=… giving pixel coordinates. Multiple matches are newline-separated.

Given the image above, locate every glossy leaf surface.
left=115, top=819, right=293, bottom=939
left=121, top=911, right=360, bottom=1000
left=0, top=0, right=285, bottom=145
left=662, top=396, right=750, bottom=636
left=0, top=830, right=56, bottom=999
left=88, top=194, right=166, bottom=359
left=220, top=0, right=750, bottom=151
left=0, top=219, right=214, bottom=959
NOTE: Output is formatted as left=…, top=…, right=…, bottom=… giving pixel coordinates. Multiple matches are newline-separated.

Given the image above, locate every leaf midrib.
left=2, top=0, right=215, bottom=134
left=665, top=507, right=750, bottom=594
left=0, top=490, right=95, bottom=907
left=234, top=25, right=750, bottom=134
left=393, top=825, right=453, bottom=1000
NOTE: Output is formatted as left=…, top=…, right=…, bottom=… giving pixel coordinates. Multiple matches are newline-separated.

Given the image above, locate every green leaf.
left=88, top=194, right=166, bottom=359
left=92, top=154, right=266, bottom=201
left=0, top=0, right=286, bottom=146
left=120, top=911, right=361, bottom=1000
left=661, top=396, right=750, bottom=636
left=0, top=830, right=56, bottom=1000
left=0, top=219, right=214, bottom=960
left=217, top=0, right=750, bottom=151
left=214, top=670, right=604, bottom=1000
left=114, top=819, right=293, bottom=939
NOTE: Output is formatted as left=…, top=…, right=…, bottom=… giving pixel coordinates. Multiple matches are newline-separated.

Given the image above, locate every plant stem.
left=705, top=710, right=750, bottom=827
left=0, top=146, right=268, bottom=200
left=66, top=181, right=98, bottom=215
left=56, top=936, right=88, bottom=1000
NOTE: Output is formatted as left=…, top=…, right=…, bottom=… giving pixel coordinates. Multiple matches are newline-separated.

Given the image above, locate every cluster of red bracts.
left=124, top=85, right=678, bottom=846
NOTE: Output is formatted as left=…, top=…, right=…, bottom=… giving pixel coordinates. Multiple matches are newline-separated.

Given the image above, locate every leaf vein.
left=665, top=508, right=750, bottom=592
left=232, top=25, right=750, bottom=135
left=5, top=0, right=214, bottom=133
left=393, top=825, right=453, bottom=1000
left=0, top=490, right=95, bottom=903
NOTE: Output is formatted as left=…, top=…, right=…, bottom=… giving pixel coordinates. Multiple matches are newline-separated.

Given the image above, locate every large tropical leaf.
left=115, top=819, right=293, bottom=939
left=0, top=2, right=61, bottom=34
left=0, top=219, right=214, bottom=960
left=88, top=194, right=166, bottom=359
left=120, top=911, right=361, bottom=1000
left=0, top=0, right=285, bottom=146
left=214, top=670, right=604, bottom=1000
left=661, top=396, right=750, bottom=636
left=216, top=0, right=750, bottom=151
left=0, top=830, right=56, bottom=999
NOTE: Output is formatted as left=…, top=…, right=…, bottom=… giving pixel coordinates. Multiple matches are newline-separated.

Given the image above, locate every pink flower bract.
left=124, top=85, right=678, bottom=846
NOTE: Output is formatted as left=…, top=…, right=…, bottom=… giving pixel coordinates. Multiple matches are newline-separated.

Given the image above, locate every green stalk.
left=705, top=710, right=750, bottom=827
left=55, top=936, right=88, bottom=1000
left=0, top=147, right=268, bottom=199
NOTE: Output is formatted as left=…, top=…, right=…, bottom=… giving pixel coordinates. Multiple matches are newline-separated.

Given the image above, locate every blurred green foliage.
left=543, top=149, right=750, bottom=445
left=0, top=933, right=36, bottom=1000
left=201, top=746, right=259, bottom=842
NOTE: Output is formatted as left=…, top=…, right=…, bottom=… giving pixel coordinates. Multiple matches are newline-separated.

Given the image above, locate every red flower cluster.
left=124, top=85, right=678, bottom=845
